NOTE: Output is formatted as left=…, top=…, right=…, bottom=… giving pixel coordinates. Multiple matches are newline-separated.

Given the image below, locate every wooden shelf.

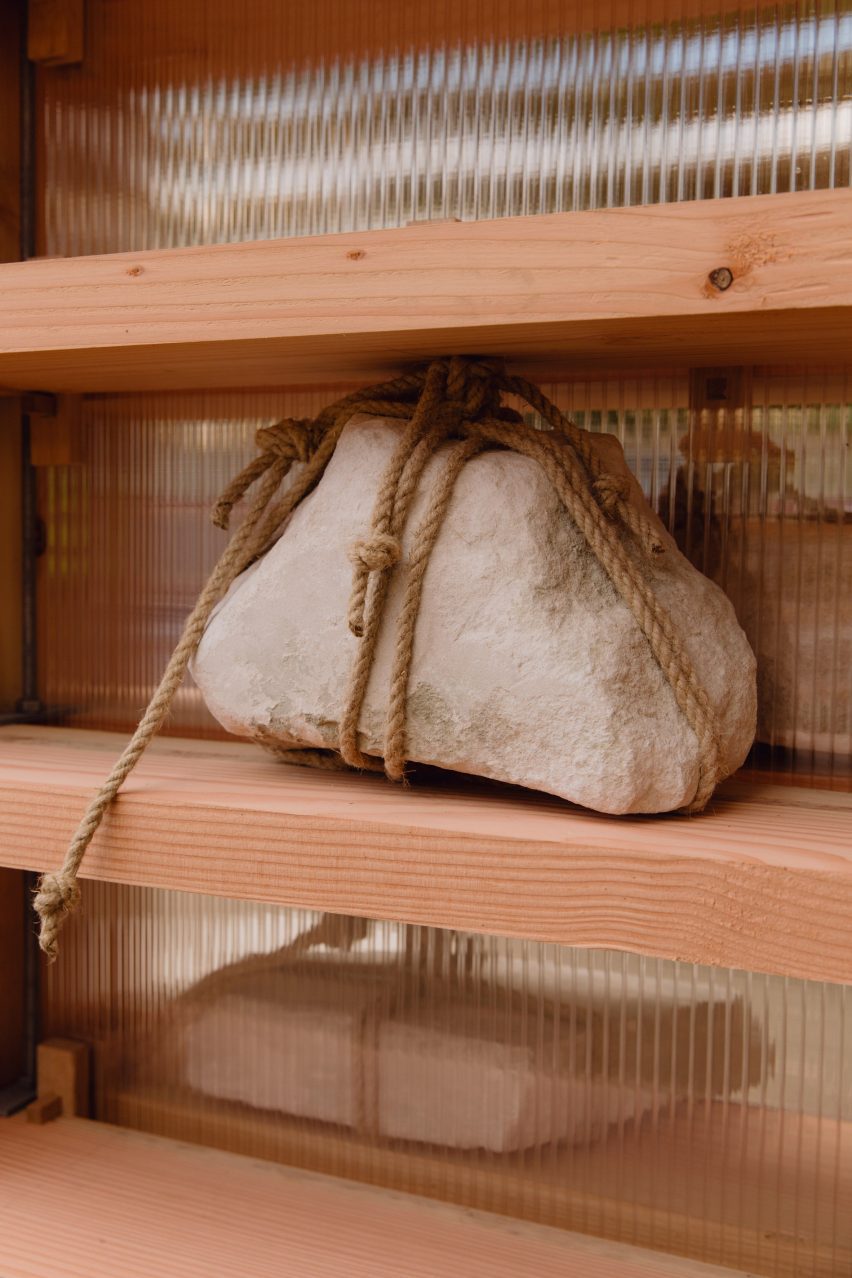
left=0, top=1115, right=746, bottom=1278
left=0, top=190, right=850, bottom=393
left=1, top=727, right=850, bottom=984
left=109, top=1087, right=851, bottom=1278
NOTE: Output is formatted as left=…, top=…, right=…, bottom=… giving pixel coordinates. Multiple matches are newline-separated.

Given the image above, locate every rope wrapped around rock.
left=34, top=356, right=721, bottom=960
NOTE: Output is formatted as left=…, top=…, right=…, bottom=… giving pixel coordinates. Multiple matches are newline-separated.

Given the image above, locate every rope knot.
left=348, top=533, right=402, bottom=573
left=34, top=871, right=82, bottom=962
left=442, top=356, right=504, bottom=425
left=593, top=472, right=631, bottom=515
left=256, top=418, right=315, bottom=463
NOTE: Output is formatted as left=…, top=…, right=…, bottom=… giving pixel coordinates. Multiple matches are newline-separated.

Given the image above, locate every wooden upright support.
left=27, top=0, right=84, bottom=66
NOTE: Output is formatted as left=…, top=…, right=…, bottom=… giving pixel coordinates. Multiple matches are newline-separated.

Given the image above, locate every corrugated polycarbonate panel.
left=42, top=881, right=852, bottom=1278
left=37, top=371, right=852, bottom=782
left=38, top=0, right=850, bottom=256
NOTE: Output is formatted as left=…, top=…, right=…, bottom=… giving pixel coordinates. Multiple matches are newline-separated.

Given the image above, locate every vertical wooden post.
left=0, top=0, right=30, bottom=1102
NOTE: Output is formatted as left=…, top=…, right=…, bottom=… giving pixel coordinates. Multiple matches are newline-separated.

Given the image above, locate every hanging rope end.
left=33, top=871, right=81, bottom=961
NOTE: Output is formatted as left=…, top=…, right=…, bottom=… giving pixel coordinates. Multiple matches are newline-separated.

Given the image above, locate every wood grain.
left=1, top=190, right=850, bottom=393
left=0, top=727, right=850, bottom=984
left=0, top=1114, right=751, bottom=1278
left=111, top=1088, right=852, bottom=1278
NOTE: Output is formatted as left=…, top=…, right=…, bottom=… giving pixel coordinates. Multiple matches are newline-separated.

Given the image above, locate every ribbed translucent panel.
left=37, top=370, right=851, bottom=781
left=42, top=880, right=852, bottom=1278
left=38, top=0, right=850, bottom=256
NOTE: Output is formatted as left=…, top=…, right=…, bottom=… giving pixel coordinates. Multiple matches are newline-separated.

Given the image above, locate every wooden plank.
left=0, top=190, right=850, bottom=394
left=110, top=1088, right=852, bottom=1278
left=0, top=727, right=850, bottom=984
left=27, top=0, right=84, bottom=66
left=0, top=1114, right=750, bottom=1278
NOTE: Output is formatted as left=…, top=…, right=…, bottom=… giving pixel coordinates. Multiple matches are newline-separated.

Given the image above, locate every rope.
left=34, top=356, right=722, bottom=959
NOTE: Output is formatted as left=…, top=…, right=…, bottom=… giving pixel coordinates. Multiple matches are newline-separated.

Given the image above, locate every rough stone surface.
left=192, top=419, right=757, bottom=814
left=182, top=983, right=366, bottom=1126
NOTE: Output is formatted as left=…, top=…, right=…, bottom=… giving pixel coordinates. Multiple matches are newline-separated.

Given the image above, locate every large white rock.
left=192, top=419, right=756, bottom=814
left=181, top=977, right=370, bottom=1125
left=375, top=1006, right=650, bottom=1153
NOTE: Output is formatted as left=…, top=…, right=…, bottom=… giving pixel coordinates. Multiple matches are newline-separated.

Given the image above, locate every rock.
left=192, top=419, right=756, bottom=814
left=175, top=956, right=654, bottom=1151
left=181, top=976, right=371, bottom=1125
left=375, top=1005, right=649, bottom=1152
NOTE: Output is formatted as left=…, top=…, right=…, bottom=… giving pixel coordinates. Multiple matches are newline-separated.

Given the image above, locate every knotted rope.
left=34, top=356, right=721, bottom=959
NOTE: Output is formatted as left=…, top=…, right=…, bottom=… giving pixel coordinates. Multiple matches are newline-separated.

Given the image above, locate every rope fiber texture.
left=34, top=356, right=721, bottom=959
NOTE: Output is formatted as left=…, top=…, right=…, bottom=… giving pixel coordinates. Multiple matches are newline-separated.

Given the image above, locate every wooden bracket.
left=25, top=1092, right=63, bottom=1124
left=28, top=0, right=84, bottom=66
left=34, top=1037, right=90, bottom=1118
left=25, top=392, right=85, bottom=465
left=688, top=367, right=752, bottom=414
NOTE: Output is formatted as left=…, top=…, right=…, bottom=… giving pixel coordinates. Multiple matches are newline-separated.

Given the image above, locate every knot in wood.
left=348, top=533, right=402, bottom=573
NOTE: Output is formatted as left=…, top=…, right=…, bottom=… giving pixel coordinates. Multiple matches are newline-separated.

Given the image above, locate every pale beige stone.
left=181, top=976, right=371, bottom=1125
left=192, top=419, right=757, bottom=814
left=376, top=1009, right=649, bottom=1153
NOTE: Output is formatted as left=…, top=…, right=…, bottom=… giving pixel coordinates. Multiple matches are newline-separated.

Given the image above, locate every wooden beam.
left=0, top=1115, right=748, bottom=1278
left=0, top=190, right=850, bottom=394
left=0, top=728, right=850, bottom=984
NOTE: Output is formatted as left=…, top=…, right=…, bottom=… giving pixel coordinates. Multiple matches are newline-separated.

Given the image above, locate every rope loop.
left=34, top=354, right=724, bottom=961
